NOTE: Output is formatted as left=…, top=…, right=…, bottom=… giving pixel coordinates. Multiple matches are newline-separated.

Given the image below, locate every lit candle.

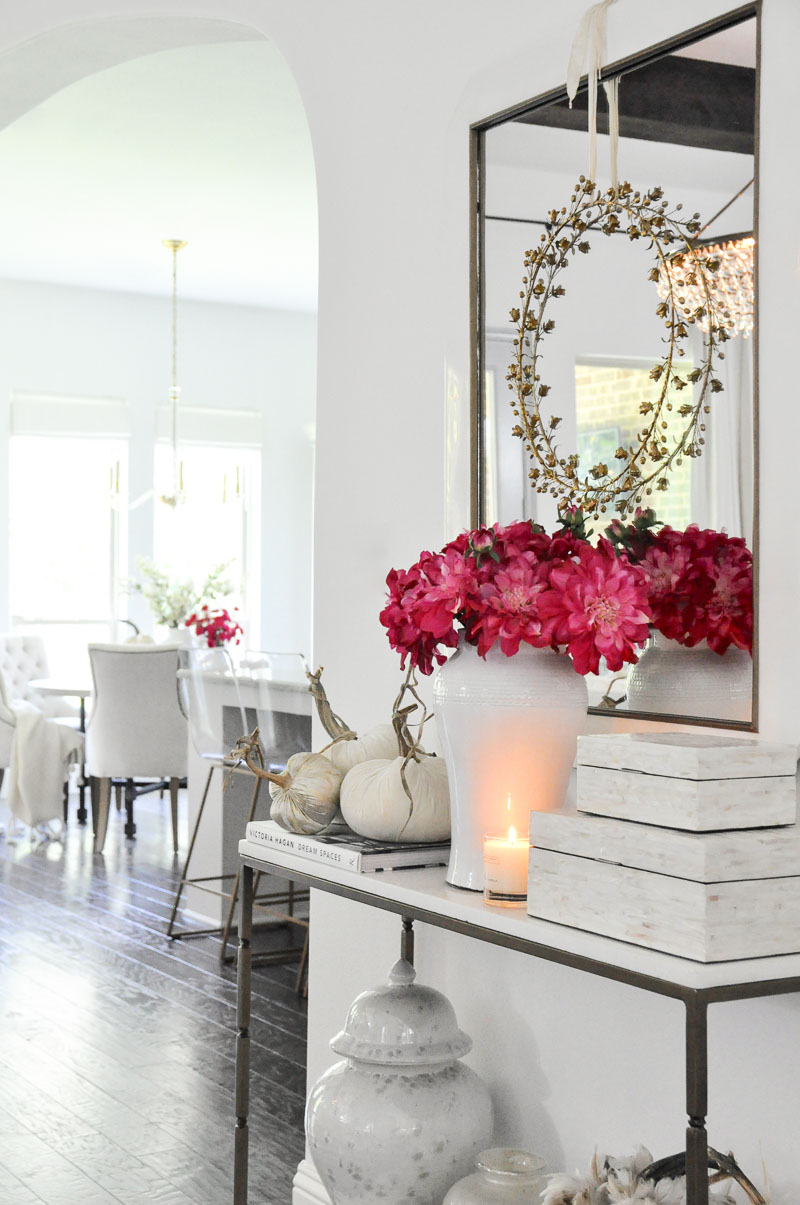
left=483, top=825, right=530, bottom=908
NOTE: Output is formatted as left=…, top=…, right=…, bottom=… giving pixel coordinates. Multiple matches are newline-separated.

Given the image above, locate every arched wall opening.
left=0, top=15, right=318, bottom=662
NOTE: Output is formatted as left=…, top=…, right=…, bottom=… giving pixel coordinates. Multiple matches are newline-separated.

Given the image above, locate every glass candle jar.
left=483, top=830, right=530, bottom=907
left=443, top=1148, right=547, bottom=1203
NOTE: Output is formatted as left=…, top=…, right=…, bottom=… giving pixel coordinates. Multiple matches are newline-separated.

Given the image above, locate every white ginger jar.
left=305, top=957, right=494, bottom=1204
left=443, top=1148, right=548, bottom=1203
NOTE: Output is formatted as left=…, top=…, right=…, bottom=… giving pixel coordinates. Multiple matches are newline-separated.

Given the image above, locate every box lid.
left=530, top=809, right=800, bottom=883
left=576, top=732, right=797, bottom=781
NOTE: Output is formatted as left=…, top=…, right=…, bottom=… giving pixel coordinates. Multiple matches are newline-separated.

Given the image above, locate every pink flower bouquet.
left=186, top=605, right=243, bottom=648
left=380, top=519, right=651, bottom=676
left=607, top=512, right=753, bottom=655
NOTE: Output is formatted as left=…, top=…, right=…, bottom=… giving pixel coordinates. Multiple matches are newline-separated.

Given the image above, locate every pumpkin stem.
left=230, top=729, right=291, bottom=789
left=306, top=666, right=357, bottom=742
left=392, top=703, right=417, bottom=760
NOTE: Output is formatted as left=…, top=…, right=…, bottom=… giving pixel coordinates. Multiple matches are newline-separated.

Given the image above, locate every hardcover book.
left=245, top=820, right=450, bottom=873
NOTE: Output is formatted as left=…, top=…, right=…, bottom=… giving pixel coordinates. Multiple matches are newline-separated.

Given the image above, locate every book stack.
left=245, top=819, right=450, bottom=874
left=526, top=732, right=800, bottom=962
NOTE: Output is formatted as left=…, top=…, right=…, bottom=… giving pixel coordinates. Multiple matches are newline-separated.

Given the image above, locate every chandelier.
left=658, top=233, right=754, bottom=340
left=161, top=238, right=187, bottom=508
left=657, top=177, right=755, bottom=340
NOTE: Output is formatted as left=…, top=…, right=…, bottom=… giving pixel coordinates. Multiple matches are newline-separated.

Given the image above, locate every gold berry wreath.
left=506, top=177, right=732, bottom=518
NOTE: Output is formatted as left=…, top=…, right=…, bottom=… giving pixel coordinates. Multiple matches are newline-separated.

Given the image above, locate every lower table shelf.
left=233, top=837, right=800, bottom=1205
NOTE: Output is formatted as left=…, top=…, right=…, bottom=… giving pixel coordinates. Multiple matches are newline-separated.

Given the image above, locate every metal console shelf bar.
left=233, top=841, right=800, bottom=1205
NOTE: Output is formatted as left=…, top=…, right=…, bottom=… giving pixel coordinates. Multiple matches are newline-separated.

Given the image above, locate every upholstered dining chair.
left=86, top=643, right=187, bottom=854
left=0, top=633, right=76, bottom=719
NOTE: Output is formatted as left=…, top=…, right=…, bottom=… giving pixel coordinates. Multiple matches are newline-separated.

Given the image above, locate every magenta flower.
left=380, top=518, right=651, bottom=676
left=538, top=541, right=651, bottom=676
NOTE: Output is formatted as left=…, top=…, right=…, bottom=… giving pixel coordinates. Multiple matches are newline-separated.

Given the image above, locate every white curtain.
left=690, top=329, right=754, bottom=546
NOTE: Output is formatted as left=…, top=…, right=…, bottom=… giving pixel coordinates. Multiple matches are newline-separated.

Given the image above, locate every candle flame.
left=509, top=825, right=516, bottom=845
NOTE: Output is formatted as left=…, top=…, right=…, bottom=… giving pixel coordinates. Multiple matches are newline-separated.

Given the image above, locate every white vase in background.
left=306, top=958, right=493, bottom=1205
left=432, top=639, right=588, bottom=890
left=626, top=630, right=752, bottom=722
left=443, top=1148, right=548, bottom=1204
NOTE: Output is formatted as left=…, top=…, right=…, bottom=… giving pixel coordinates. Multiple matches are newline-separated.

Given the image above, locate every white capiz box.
left=576, top=732, right=797, bottom=831
left=528, top=809, right=800, bottom=962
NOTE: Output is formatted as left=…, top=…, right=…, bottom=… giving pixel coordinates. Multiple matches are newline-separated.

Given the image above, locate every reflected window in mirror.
left=473, top=7, right=758, bottom=728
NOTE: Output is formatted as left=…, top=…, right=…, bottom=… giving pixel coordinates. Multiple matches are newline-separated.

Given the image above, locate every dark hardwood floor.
left=0, top=791, right=307, bottom=1205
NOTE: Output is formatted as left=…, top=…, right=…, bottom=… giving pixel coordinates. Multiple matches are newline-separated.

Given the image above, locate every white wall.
left=1, top=0, right=799, bottom=1197
left=0, top=278, right=316, bottom=654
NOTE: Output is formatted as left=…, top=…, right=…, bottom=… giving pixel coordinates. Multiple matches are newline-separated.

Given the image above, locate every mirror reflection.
left=477, top=10, right=757, bottom=726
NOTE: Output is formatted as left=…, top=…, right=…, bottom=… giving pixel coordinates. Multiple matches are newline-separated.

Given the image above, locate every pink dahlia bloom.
left=538, top=540, right=651, bottom=676
left=471, top=556, right=551, bottom=657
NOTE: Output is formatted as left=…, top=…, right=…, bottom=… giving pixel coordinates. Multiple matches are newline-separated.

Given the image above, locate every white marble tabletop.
left=239, top=837, right=800, bottom=994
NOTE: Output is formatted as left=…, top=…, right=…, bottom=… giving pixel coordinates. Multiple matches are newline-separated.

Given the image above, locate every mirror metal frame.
left=469, top=2, right=760, bottom=731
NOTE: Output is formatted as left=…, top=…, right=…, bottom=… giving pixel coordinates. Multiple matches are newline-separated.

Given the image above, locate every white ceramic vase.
left=443, top=1148, right=548, bottom=1203
left=432, top=639, right=588, bottom=890
left=626, top=630, right=752, bottom=722
left=306, top=958, right=493, bottom=1205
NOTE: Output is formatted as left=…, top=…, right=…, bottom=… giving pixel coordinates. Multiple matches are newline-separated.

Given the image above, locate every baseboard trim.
left=292, top=1158, right=331, bottom=1204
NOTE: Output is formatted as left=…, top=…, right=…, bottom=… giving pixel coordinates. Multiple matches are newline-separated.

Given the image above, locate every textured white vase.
left=306, top=958, right=493, bottom=1205
left=626, top=630, right=752, bottom=722
left=432, top=639, right=588, bottom=891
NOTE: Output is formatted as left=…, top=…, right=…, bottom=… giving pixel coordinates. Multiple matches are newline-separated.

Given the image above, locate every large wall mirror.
left=471, top=5, right=758, bottom=729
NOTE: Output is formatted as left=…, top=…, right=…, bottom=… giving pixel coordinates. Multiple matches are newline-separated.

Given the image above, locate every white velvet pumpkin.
left=325, top=723, right=398, bottom=775
left=340, top=754, right=450, bottom=843
left=269, top=751, right=344, bottom=835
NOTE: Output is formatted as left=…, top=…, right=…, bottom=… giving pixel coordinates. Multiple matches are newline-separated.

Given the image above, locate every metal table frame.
left=234, top=851, right=800, bottom=1205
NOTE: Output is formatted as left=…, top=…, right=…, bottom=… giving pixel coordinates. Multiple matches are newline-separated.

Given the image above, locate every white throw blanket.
left=7, top=701, right=85, bottom=828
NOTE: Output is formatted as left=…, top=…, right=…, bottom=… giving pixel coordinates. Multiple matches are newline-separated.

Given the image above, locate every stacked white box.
left=527, top=733, right=800, bottom=962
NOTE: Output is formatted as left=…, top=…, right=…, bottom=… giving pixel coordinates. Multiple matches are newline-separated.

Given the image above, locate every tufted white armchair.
left=86, top=643, right=188, bottom=854
left=0, top=634, right=77, bottom=791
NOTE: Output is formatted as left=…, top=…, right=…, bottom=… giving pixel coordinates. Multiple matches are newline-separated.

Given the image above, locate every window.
left=153, top=442, right=261, bottom=644
left=9, top=434, right=128, bottom=676
left=575, top=359, right=692, bottom=530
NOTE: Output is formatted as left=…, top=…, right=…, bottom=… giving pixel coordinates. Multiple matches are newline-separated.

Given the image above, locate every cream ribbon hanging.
left=566, top=0, right=620, bottom=189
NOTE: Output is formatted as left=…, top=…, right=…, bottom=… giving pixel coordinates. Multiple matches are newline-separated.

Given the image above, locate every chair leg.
left=90, top=775, right=99, bottom=835
left=0, top=767, right=4, bottom=795
left=114, top=782, right=122, bottom=812
left=124, top=778, right=136, bottom=839
left=169, top=777, right=180, bottom=855
left=94, top=777, right=112, bottom=853
left=63, top=778, right=69, bottom=825
left=167, top=764, right=215, bottom=939
left=219, top=774, right=262, bottom=962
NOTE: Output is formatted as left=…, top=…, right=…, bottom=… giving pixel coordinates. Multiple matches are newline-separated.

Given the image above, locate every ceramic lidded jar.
left=305, top=958, right=494, bottom=1204
left=443, top=1148, right=548, bottom=1203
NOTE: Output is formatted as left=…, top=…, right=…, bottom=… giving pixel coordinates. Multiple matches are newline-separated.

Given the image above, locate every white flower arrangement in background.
left=129, top=558, right=234, bottom=629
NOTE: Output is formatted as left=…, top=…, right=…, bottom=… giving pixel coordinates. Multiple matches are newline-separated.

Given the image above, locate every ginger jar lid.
left=330, top=958, right=472, bottom=1067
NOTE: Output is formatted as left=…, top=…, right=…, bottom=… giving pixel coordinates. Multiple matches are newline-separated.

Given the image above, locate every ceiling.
left=0, top=40, right=318, bottom=311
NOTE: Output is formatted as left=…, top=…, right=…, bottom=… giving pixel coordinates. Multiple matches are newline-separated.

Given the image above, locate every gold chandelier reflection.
left=658, top=233, right=754, bottom=340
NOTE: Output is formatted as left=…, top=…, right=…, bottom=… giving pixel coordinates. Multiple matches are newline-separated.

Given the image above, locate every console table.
left=234, top=839, right=800, bottom=1205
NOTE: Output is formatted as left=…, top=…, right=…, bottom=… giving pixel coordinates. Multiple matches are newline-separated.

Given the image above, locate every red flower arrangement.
left=607, top=511, right=753, bottom=655
left=380, top=519, right=651, bottom=677
left=186, top=605, right=243, bottom=648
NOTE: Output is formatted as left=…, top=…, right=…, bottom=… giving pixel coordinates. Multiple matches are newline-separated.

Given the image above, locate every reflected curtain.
left=689, top=329, right=754, bottom=546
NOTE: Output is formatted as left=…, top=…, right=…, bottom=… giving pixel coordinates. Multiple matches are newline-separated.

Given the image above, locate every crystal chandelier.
left=161, top=238, right=187, bottom=508
left=658, top=233, right=754, bottom=339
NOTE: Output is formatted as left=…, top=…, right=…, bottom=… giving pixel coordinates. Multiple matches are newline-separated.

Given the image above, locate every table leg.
left=77, top=696, right=88, bottom=825
left=685, top=995, right=709, bottom=1205
left=234, top=863, right=254, bottom=1205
